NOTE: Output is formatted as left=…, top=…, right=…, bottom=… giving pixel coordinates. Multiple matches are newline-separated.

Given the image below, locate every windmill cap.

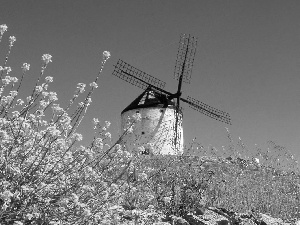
left=121, top=88, right=176, bottom=114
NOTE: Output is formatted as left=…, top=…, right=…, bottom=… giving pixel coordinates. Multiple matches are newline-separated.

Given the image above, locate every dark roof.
left=121, top=88, right=175, bottom=114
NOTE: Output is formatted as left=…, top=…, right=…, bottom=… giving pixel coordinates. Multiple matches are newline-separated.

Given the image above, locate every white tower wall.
left=121, top=106, right=183, bottom=155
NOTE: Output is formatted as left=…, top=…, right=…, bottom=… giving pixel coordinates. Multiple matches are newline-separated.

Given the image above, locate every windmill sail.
left=173, top=34, right=198, bottom=84
left=113, top=59, right=166, bottom=91
left=182, top=96, right=232, bottom=125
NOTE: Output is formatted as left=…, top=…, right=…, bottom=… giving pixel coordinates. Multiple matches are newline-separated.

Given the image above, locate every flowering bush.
left=1, top=24, right=299, bottom=225
left=0, top=24, right=174, bottom=225
left=0, top=24, right=128, bottom=224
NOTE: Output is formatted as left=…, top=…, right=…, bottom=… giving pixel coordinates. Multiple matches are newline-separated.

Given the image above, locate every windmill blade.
left=113, top=59, right=166, bottom=91
left=174, top=34, right=198, bottom=84
left=181, top=96, right=232, bottom=125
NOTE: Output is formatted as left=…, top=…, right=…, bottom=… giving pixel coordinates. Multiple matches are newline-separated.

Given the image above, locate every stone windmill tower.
left=113, top=34, right=231, bottom=155
left=120, top=87, right=184, bottom=155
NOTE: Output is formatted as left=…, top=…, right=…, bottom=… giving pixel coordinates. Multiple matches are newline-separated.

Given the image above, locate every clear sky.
left=1, top=0, right=300, bottom=160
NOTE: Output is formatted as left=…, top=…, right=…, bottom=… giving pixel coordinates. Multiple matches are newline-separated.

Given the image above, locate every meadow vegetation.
left=0, top=24, right=299, bottom=224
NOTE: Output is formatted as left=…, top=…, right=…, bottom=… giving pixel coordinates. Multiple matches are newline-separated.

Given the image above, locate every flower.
left=48, top=92, right=58, bottom=101
left=11, top=111, right=20, bottom=118
left=77, top=83, right=86, bottom=93
left=42, top=91, right=49, bottom=97
left=9, top=90, right=18, bottom=97
left=94, top=138, right=103, bottom=149
left=22, top=63, right=30, bottom=72
left=41, top=83, right=48, bottom=90
left=26, top=96, right=32, bottom=103
left=9, top=36, right=16, bottom=46
left=93, top=118, right=100, bottom=126
left=103, top=51, right=111, bottom=61
left=2, top=78, right=10, bottom=86
left=16, top=99, right=24, bottom=105
left=51, top=104, right=64, bottom=114
left=86, top=97, right=92, bottom=104
left=35, top=86, right=43, bottom=93
left=39, top=100, right=48, bottom=109
left=45, top=76, right=53, bottom=83
left=105, top=132, right=111, bottom=139
left=73, top=133, right=83, bottom=141
left=4, top=67, right=12, bottom=74
left=47, top=125, right=61, bottom=137
left=105, top=121, right=111, bottom=128
left=0, top=24, right=8, bottom=35
left=11, top=77, right=18, bottom=83
left=89, top=82, right=98, bottom=88
left=42, top=54, right=52, bottom=64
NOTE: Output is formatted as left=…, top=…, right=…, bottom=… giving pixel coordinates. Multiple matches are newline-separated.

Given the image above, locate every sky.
left=1, top=0, right=300, bottom=160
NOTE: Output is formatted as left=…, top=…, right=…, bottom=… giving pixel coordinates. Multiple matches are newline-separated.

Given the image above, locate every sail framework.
left=185, top=96, right=231, bottom=125
left=113, top=59, right=166, bottom=90
left=173, top=34, right=198, bottom=84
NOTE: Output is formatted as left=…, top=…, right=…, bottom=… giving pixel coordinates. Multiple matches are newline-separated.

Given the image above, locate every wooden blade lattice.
left=183, top=96, right=232, bottom=125
left=113, top=59, right=166, bottom=91
left=174, top=34, right=198, bottom=84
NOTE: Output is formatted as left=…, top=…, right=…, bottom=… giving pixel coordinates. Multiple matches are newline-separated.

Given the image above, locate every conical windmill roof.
left=121, top=88, right=175, bottom=114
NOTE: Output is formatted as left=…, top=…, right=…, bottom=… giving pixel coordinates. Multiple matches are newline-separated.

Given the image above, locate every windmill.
left=112, top=34, right=231, bottom=155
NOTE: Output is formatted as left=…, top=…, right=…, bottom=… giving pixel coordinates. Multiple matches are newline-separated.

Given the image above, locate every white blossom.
left=35, top=86, right=43, bottom=93
left=2, top=78, right=10, bottom=86
left=105, top=121, right=111, bottom=128
left=73, top=133, right=83, bottom=141
left=105, top=132, right=111, bottom=139
left=86, top=97, right=92, bottom=104
left=4, top=67, right=12, bottom=74
left=11, top=111, right=20, bottom=118
left=26, top=96, right=32, bottom=103
left=42, top=54, right=52, bottom=64
left=9, top=36, right=16, bottom=46
left=48, top=92, right=58, bottom=101
left=47, top=125, right=61, bottom=137
left=45, top=76, right=53, bottom=83
left=10, top=90, right=18, bottom=97
left=103, top=51, right=111, bottom=61
left=89, top=82, right=98, bottom=88
left=77, top=83, right=86, bottom=93
left=93, top=118, right=100, bottom=126
left=22, top=63, right=30, bottom=72
left=16, top=99, right=24, bottom=105
left=11, top=77, right=18, bottom=83
left=0, top=24, right=8, bottom=35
